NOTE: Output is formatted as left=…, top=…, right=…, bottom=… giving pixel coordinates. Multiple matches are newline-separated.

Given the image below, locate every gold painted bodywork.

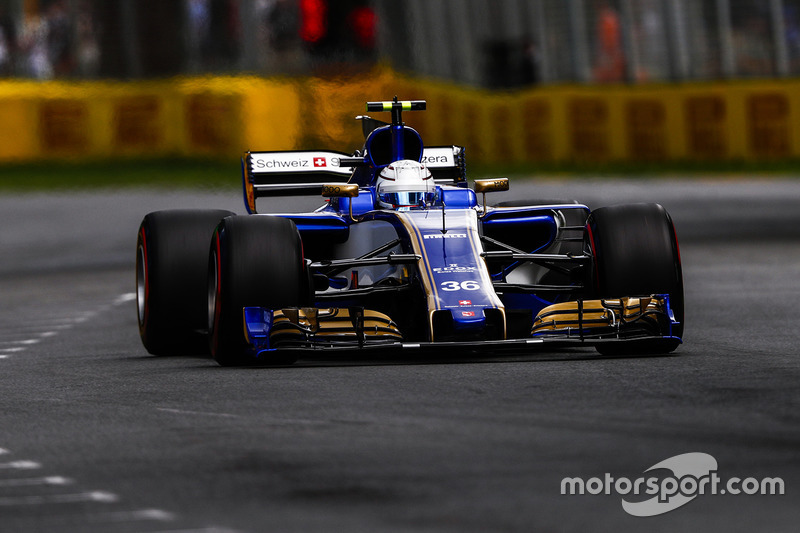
left=532, top=296, right=666, bottom=337
left=268, top=308, right=402, bottom=347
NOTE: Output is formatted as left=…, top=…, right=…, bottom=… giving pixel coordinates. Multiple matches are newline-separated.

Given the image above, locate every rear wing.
left=422, top=146, right=466, bottom=186
left=242, top=146, right=466, bottom=213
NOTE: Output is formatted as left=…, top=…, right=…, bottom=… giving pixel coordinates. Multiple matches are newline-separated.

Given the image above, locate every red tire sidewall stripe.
left=670, top=220, right=682, bottom=266
left=211, top=230, right=223, bottom=354
left=139, top=225, right=150, bottom=330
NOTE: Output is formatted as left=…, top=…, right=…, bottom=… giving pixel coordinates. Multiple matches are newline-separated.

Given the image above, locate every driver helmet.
left=376, top=159, right=434, bottom=209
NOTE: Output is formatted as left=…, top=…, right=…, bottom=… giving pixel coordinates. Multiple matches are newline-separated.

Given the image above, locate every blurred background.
left=0, top=0, right=799, bottom=168
left=1, top=0, right=799, bottom=85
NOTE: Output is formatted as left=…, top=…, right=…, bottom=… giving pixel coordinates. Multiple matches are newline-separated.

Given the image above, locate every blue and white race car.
left=136, top=99, right=683, bottom=365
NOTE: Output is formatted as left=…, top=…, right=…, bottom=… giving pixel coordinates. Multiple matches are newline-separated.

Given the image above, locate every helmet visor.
left=379, top=191, right=432, bottom=208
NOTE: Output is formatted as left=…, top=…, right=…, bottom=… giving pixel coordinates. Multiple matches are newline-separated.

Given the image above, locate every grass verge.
left=0, top=157, right=241, bottom=191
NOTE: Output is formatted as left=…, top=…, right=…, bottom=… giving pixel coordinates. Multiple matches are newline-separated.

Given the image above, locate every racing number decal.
left=440, top=281, right=481, bottom=291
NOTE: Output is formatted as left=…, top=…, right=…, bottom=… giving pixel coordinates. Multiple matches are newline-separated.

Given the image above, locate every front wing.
left=240, top=295, right=681, bottom=360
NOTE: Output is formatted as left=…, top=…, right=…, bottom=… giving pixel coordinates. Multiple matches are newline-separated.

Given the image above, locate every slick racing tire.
left=137, top=209, right=235, bottom=356
left=586, top=203, right=684, bottom=355
left=209, top=215, right=308, bottom=366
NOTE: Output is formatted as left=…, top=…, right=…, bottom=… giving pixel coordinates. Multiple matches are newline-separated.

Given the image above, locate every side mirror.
left=322, top=184, right=359, bottom=198
left=474, top=178, right=509, bottom=215
left=474, top=178, right=510, bottom=194
left=322, top=183, right=359, bottom=221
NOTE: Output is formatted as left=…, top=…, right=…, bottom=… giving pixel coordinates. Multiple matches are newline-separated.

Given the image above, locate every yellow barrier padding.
left=0, top=98, right=38, bottom=160
left=0, top=73, right=799, bottom=164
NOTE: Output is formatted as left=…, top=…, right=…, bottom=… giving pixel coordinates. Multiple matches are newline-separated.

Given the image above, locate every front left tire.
left=208, top=215, right=309, bottom=366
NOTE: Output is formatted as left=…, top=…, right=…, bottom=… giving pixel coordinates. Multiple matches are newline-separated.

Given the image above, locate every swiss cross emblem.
left=459, top=300, right=472, bottom=306
left=314, top=157, right=327, bottom=167
left=461, top=311, right=476, bottom=317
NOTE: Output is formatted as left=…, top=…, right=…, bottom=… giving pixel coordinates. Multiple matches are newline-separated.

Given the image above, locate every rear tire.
left=137, top=209, right=235, bottom=355
left=586, top=203, right=683, bottom=355
left=209, top=215, right=308, bottom=366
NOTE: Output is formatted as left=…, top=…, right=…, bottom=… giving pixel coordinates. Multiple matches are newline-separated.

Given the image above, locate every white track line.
left=0, top=292, right=135, bottom=361
left=0, top=323, right=72, bottom=332
left=0, top=460, right=41, bottom=470
left=0, top=490, right=118, bottom=506
left=87, top=508, right=176, bottom=523
left=142, top=526, right=238, bottom=533
left=114, top=293, right=137, bottom=305
left=0, top=476, right=72, bottom=487
left=0, top=447, right=185, bottom=529
left=156, top=408, right=239, bottom=419
left=0, top=339, right=40, bottom=346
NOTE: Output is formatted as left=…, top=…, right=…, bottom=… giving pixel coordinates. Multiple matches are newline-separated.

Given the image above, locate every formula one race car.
left=136, top=99, right=683, bottom=365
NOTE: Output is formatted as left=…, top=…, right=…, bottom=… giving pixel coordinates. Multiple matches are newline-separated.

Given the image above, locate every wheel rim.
left=136, top=244, right=146, bottom=326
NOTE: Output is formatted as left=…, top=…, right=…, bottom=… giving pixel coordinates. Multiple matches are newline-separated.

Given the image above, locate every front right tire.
left=586, top=203, right=684, bottom=355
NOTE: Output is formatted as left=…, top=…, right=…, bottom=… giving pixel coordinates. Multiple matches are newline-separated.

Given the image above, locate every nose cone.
left=431, top=308, right=505, bottom=341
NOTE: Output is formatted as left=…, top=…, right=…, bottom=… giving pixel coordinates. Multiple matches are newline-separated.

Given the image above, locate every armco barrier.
left=0, top=73, right=798, bottom=164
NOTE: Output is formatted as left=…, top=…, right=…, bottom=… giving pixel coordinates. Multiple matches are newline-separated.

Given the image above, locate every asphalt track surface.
left=1, top=177, right=799, bottom=532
